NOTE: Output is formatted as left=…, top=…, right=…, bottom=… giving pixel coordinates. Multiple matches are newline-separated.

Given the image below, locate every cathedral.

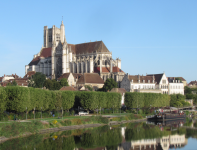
left=26, top=21, right=125, bottom=85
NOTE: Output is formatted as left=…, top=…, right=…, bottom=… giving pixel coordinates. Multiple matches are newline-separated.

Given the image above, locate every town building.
left=76, top=73, right=104, bottom=90
left=57, top=73, right=82, bottom=86
left=188, top=80, right=197, bottom=88
left=26, top=21, right=125, bottom=85
left=168, top=77, right=184, bottom=95
left=120, top=74, right=162, bottom=94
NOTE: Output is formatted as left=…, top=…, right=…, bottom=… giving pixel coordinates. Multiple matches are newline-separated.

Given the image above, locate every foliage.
left=125, top=122, right=169, bottom=141
left=85, top=85, right=93, bottom=91
left=175, top=77, right=182, bottom=82
left=0, top=87, right=7, bottom=113
left=76, top=91, right=121, bottom=111
left=184, top=86, right=192, bottom=94
left=60, top=78, right=69, bottom=87
left=125, top=92, right=170, bottom=108
left=102, top=78, right=118, bottom=92
left=28, top=72, right=46, bottom=88
left=5, top=86, right=30, bottom=112
left=170, top=94, right=190, bottom=107
left=0, top=121, right=43, bottom=137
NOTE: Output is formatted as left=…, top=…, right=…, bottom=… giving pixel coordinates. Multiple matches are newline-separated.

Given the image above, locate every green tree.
left=184, top=86, right=192, bottom=94
left=102, top=78, right=118, bottom=92
left=29, top=72, right=46, bottom=88
left=60, top=78, right=69, bottom=87
left=12, top=80, right=18, bottom=86
left=43, top=79, right=53, bottom=90
left=85, top=85, right=93, bottom=91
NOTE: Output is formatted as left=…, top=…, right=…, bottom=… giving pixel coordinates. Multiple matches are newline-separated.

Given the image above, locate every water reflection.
left=0, top=119, right=197, bottom=150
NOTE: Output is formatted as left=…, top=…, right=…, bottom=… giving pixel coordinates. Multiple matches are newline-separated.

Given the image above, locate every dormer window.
left=148, top=80, right=150, bottom=83
left=138, top=80, right=140, bottom=83
left=143, top=80, right=145, bottom=83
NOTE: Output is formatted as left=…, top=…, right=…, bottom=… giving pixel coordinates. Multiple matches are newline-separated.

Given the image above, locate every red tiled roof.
left=57, top=73, right=70, bottom=80
left=67, top=41, right=109, bottom=54
left=29, top=47, right=52, bottom=66
left=60, top=86, right=76, bottom=91
left=40, top=47, right=52, bottom=57
left=94, top=67, right=124, bottom=73
left=24, top=71, right=36, bottom=78
left=188, top=80, right=197, bottom=85
left=77, top=73, right=104, bottom=84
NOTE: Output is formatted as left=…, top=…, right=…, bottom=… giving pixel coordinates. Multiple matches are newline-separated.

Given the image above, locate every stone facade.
left=26, top=21, right=125, bottom=83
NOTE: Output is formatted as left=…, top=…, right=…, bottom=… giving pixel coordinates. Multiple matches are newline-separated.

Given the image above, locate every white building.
left=168, top=77, right=184, bottom=95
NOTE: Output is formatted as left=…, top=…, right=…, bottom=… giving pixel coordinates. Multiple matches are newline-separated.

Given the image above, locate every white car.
left=78, top=111, right=89, bottom=115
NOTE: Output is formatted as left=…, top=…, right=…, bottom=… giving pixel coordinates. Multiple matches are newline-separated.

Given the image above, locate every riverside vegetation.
left=1, top=121, right=197, bottom=150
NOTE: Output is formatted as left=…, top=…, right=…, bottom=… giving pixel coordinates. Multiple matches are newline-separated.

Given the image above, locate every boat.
left=147, top=110, right=186, bottom=121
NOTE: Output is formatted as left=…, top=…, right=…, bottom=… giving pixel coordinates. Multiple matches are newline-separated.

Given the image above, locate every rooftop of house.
left=77, top=73, right=104, bottom=84
left=59, top=86, right=76, bottom=91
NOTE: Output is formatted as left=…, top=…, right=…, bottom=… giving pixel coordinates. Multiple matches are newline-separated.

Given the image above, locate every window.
left=56, top=34, right=60, bottom=41
left=49, top=35, right=52, bottom=42
left=162, top=80, right=166, bottom=84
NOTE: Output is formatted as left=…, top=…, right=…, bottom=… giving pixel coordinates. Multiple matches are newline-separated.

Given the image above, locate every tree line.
left=0, top=86, right=121, bottom=113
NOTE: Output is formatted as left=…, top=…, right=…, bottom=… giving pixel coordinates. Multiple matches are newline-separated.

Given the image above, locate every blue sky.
left=0, top=0, right=196, bottom=83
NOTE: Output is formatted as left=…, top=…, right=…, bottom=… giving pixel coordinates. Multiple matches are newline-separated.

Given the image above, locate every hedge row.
left=125, top=92, right=170, bottom=108
left=0, top=87, right=121, bottom=113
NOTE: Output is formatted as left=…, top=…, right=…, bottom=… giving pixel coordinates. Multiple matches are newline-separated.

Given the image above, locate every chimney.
left=4, top=74, right=5, bottom=77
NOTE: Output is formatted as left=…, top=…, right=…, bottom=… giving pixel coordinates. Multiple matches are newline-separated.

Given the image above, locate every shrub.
left=71, top=119, right=82, bottom=125
left=61, top=120, right=72, bottom=126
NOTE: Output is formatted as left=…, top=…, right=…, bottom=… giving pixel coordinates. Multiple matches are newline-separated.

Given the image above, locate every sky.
left=0, top=0, right=196, bottom=83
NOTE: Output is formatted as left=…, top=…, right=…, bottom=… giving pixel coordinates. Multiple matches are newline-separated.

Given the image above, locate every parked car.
left=78, top=111, right=89, bottom=116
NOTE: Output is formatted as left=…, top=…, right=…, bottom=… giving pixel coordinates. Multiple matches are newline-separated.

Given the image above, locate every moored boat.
left=147, top=110, right=186, bottom=121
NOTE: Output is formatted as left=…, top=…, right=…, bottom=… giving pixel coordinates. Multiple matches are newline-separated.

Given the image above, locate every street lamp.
left=26, top=107, right=27, bottom=120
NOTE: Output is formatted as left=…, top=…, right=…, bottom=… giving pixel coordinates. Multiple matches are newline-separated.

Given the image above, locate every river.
left=0, top=118, right=197, bottom=150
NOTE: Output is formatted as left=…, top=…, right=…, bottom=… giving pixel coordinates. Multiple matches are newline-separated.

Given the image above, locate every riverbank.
left=0, top=114, right=147, bottom=143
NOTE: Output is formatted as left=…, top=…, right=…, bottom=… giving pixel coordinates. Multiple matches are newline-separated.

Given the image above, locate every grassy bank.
left=0, top=116, right=108, bottom=138
left=0, top=114, right=146, bottom=138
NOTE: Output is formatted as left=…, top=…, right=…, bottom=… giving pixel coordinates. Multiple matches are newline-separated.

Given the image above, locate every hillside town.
left=0, top=21, right=193, bottom=96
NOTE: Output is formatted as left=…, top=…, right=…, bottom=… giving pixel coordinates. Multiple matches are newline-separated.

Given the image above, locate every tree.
left=184, top=86, right=192, bottom=94
left=102, top=78, right=118, bottom=92
left=12, top=80, right=17, bottom=86
left=29, top=72, right=46, bottom=88
left=85, top=85, right=93, bottom=91
left=43, top=79, right=53, bottom=90
left=60, top=78, right=69, bottom=87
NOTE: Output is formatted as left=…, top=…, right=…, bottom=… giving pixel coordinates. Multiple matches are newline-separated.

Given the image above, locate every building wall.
left=120, top=74, right=130, bottom=92
left=130, top=83, right=156, bottom=90
left=159, top=73, right=169, bottom=94
left=169, top=83, right=184, bottom=95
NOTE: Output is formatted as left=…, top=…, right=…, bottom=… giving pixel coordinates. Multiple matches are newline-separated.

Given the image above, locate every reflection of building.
left=119, top=127, right=187, bottom=150
left=129, top=134, right=187, bottom=150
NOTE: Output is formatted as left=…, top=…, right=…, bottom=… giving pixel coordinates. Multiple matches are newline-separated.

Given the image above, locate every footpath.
left=0, top=118, right=147, bottom=144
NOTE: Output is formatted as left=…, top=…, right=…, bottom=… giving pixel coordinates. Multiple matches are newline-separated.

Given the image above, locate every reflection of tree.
left=125, top=122, right=169, bottom=141
left=77, top=127, right=122, bottom=149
